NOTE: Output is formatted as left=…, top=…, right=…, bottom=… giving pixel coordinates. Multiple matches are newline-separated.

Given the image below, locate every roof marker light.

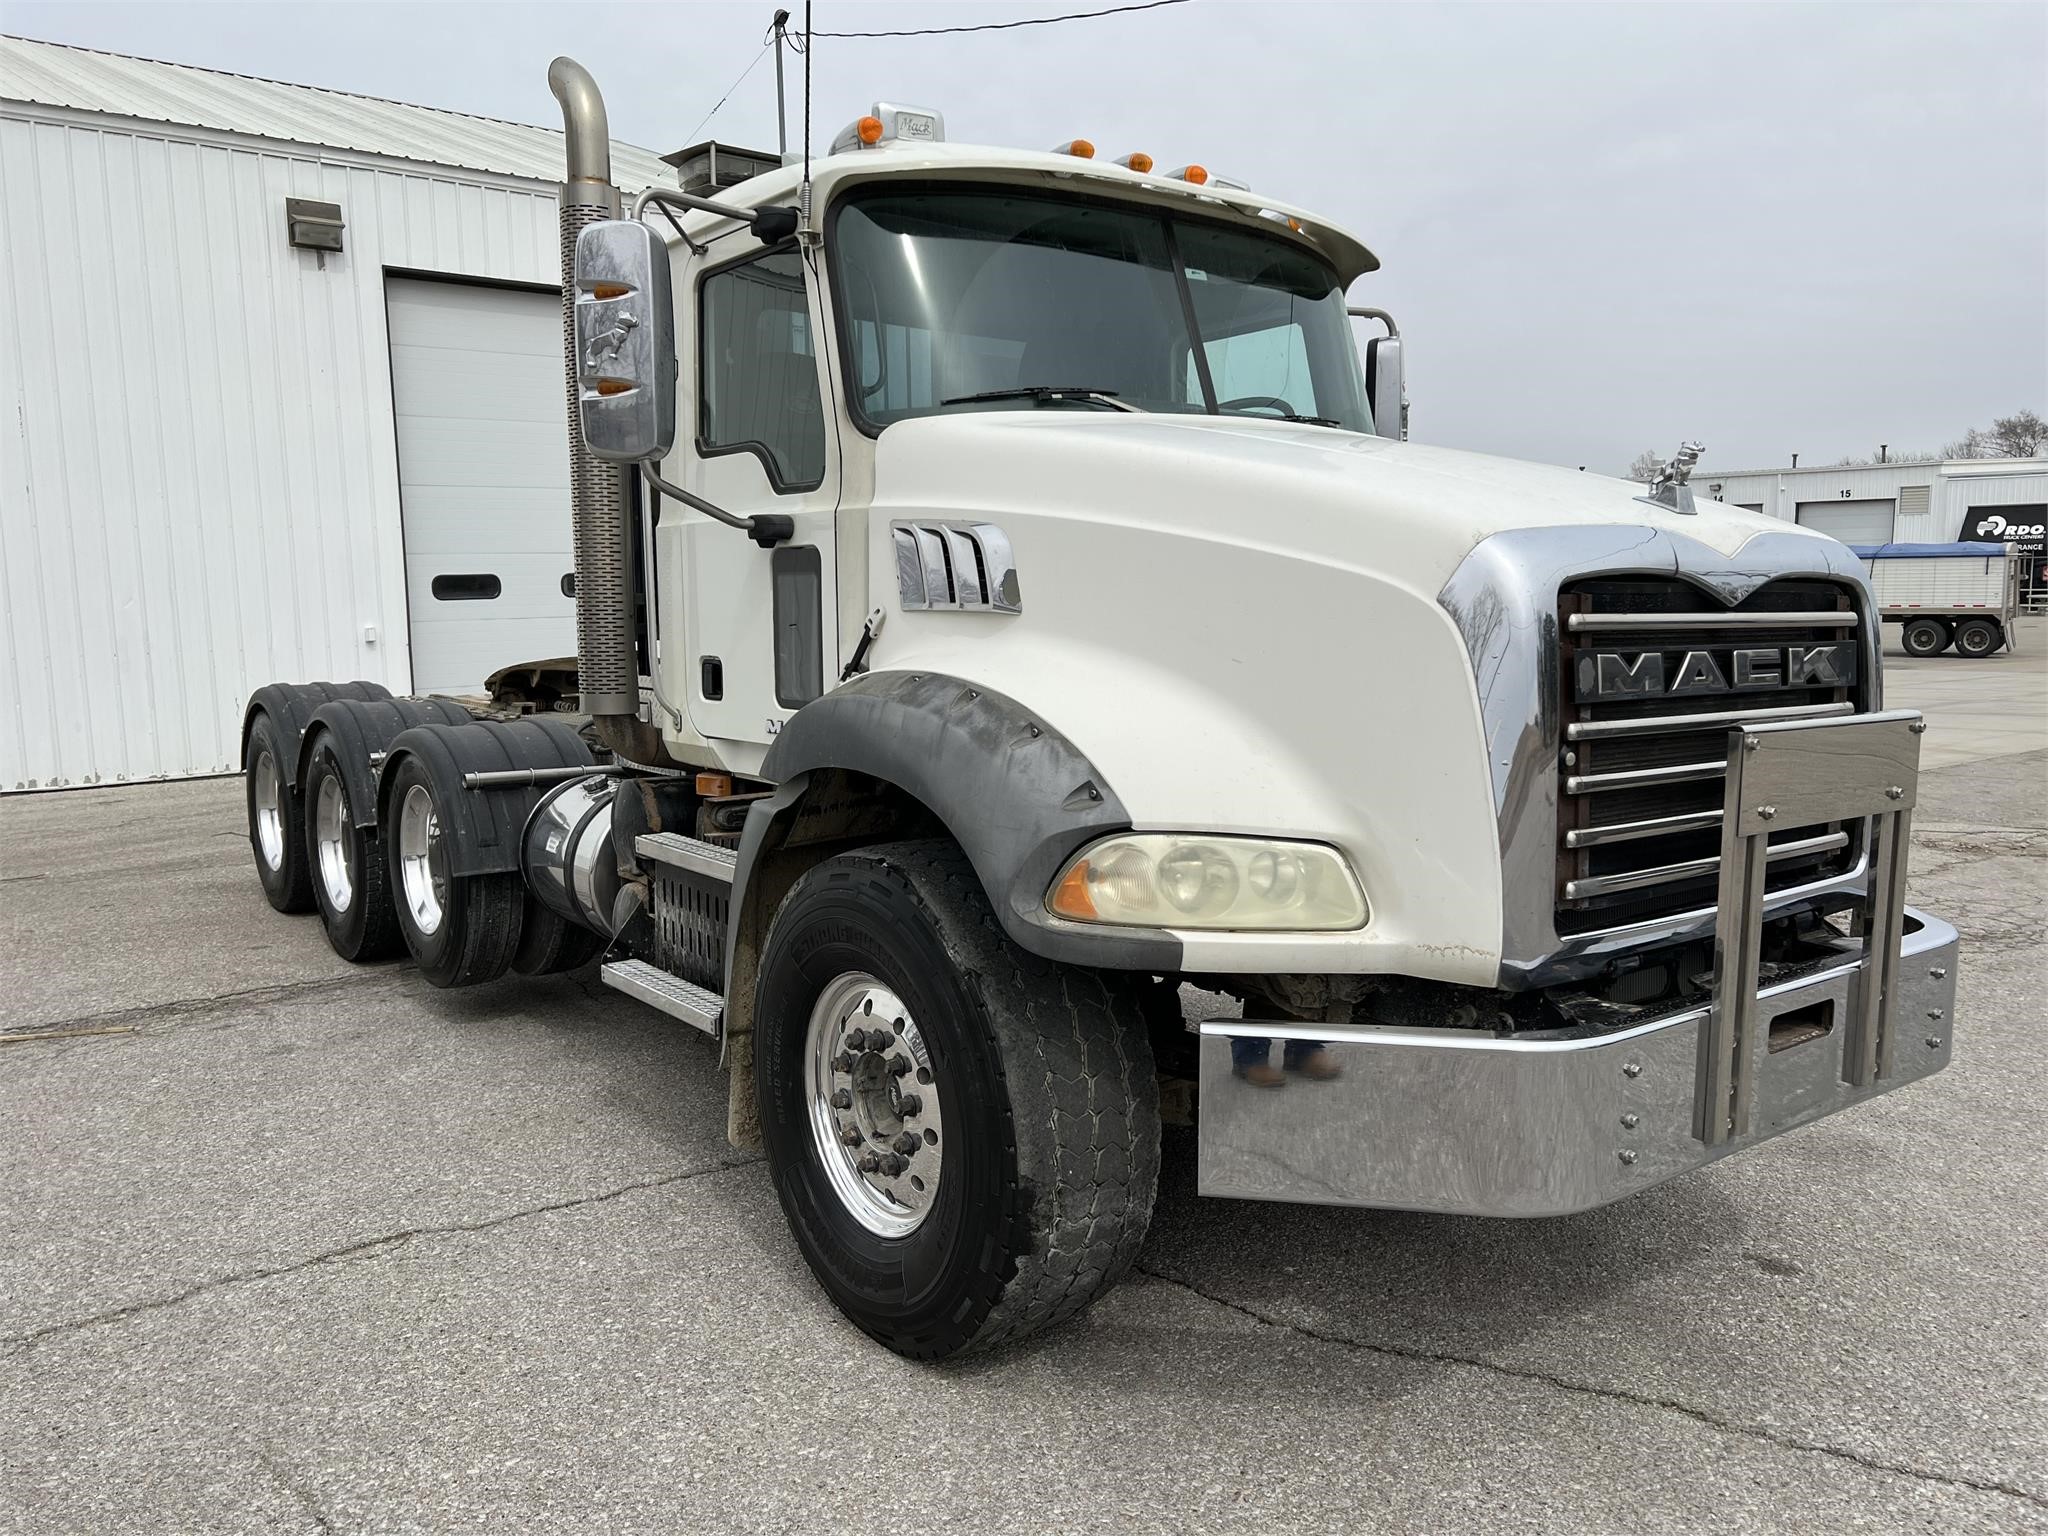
left=1165, top=164, right=1208, bottom=185
left=1113, top=152, right=1153, bottom=173
left=856, top=115, right=885, bottom=146
left=1052, top=139, right=1095, bottom=159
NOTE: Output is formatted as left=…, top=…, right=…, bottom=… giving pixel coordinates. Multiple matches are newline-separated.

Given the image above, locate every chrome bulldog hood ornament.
left=1638, top=440, right=1705, bottom=516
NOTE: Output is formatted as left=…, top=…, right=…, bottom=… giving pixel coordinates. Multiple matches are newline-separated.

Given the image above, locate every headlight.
left=1047, top=835, right=1367, bottom=931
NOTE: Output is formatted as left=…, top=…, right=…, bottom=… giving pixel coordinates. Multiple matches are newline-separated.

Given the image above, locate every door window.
left=699, top=247, right=827, bottom=491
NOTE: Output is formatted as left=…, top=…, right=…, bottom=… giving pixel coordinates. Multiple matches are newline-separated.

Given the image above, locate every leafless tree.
left=1627, top=449, right=1665, bottom=482
left=1988, top=409, right=2047, bottom=458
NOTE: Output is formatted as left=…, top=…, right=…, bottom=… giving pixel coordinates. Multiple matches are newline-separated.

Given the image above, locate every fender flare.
left=296, top=697, right=472, bottom=829
left=242, top=681, right=392, bottom=790
left=738, top=671, right=1180, bottom=974
left=375, top=719, right=596, bottom=878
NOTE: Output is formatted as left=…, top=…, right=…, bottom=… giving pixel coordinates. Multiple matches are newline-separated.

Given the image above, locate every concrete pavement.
left=2, top=653, right=2043, bottom=1534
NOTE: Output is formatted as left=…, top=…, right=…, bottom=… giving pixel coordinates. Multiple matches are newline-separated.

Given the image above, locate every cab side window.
left=699, top=247, right=827, bottom=491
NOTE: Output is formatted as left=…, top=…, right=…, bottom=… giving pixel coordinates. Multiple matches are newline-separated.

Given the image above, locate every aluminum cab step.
left=635, top=832, right=738, bottom=884
left=601, top=959, right=722, bottom=1036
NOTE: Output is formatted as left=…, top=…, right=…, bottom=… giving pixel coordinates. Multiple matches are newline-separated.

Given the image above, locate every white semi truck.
left=239, top=61, right=1959, bottom=1359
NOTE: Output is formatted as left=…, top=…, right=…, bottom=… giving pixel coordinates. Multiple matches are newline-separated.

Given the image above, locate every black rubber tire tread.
left=245, top=712, right=314, bottom=914
left=756, top=837, right=1159, bottom=1359
left=511, top=900, right=605, bottom=976
left=1900, top=619, right=1948, bottom=658
left=383, top=755, right=526, bottom=988
left=302, top=734, right=405, bottom=963
left=1955, top=619, right=2001, bottom=658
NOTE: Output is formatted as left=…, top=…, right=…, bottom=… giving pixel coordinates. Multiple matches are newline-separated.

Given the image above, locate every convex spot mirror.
left=574, top=219, right=677, bottom=462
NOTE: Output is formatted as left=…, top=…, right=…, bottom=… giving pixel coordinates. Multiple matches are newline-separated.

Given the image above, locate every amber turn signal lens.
left=857, top=115, right=885, bottom=145
left=695, top=772, right=734, bottom=796
left=591, top=281, right=630, bottom=300
left=1050, top=859, right=1097, bottom=920
left=594, top=379, right=632, bottom=397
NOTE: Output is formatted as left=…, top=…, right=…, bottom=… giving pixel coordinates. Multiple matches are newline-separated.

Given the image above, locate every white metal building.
left=1, top=36, right=673, bottom=790
left=1694, top=456, right=2048, bottom=610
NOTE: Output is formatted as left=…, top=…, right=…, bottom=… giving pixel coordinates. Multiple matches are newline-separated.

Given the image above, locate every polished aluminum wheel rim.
left=313, top=773, right=354, bottom=913
left=396, top=783, right=447, bottom=937
left=253, top=750, right=285, bottom=870
left=805, top=973, right=944, bottom=1238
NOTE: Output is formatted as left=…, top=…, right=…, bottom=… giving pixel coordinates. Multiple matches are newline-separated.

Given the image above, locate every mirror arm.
left=649, top=198, right=703, bottom=256
left=633, top=187, right=799, bottom=247
left=640, top=462, right=792, bottom=548
left=1347, top=305, right=1399, bottom=338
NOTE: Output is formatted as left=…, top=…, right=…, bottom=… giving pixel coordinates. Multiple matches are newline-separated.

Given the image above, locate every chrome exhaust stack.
left=549, top=57, right=637, bottom=726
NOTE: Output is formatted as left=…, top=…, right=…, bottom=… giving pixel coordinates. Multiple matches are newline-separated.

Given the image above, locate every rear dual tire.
left=1955, top=619, right=2003, bottom=658
left=755, top=839, right=1160, bottom=1360
left=382, top=756, right=524, bottom=988
left=1901, top=618, right=1950, bottom=657
left=245, top=713, right=313, bottom=915
left=303, top=736, right=405, bottom=962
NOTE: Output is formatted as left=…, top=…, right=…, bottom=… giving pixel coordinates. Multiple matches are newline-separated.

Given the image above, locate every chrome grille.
left=1555, top=578, right=1865, bottom=934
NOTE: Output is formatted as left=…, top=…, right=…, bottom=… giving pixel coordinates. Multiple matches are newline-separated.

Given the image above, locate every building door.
left=387, top=276, right=576, bottom=695
left=1795, top=498, right=1896, bottom=545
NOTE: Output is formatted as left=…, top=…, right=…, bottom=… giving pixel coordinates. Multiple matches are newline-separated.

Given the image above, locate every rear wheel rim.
left=253, top=750, right=285, bottom=870
left=805, top=972, right=945, bottom=1238
left=313, top=773, right=354, bottom=912
left=397, top=783, right=447, bottom=937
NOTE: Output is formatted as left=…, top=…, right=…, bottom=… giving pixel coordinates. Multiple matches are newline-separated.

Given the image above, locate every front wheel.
left=754, top=840, right=1160, bottom=1359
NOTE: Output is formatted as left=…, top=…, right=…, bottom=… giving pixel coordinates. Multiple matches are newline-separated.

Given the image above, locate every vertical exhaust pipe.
left=549, top=57, right=638, bottom=723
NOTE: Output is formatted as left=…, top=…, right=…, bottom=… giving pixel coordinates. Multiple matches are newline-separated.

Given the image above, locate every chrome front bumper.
left=1199, top=710, right=1956, bottom=1217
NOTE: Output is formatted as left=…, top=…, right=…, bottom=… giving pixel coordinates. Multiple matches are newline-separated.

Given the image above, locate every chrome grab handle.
left=1696, top=710, right=1925, bottom=1146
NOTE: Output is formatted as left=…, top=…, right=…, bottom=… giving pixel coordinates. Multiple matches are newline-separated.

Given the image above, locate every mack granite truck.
left=239, top=60, right=1959, bottom=1359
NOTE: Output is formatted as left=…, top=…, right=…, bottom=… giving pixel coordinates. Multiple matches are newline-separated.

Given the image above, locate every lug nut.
left=888, top=1054, right=912, bottom=1078
left=897, top=1093, right=922, bottom=1117
left=833, top=1052, right=856, bottom=1073
left=857, top=1153, right=881, bottom=1174
left=881, top=1154, right=908, bottom=1177
left=893, top=1132, right=921, bottom=1156
left=845, top=1028, right=869, bottom=1052
left=831, top=1089, right=853, bottom=1110
left=839, top=1124, right=864, bottom=1148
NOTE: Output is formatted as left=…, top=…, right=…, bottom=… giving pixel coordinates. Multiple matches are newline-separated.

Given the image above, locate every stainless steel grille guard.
left=1696, top=708, right=1924, bottom=1147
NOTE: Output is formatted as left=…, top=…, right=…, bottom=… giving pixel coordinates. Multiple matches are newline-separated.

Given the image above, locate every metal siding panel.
left=1, top=108, right=567, bottom=787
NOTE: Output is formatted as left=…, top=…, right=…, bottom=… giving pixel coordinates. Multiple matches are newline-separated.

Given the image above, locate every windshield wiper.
left=1223, top=410, right=1343, bottom=428
left=941, top=386, right=1143, bottom=413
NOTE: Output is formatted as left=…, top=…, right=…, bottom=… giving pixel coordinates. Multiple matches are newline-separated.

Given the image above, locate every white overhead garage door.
left=388, top=277, right=576, bottom=695
left=1795, top=498, right=1896, bottom=545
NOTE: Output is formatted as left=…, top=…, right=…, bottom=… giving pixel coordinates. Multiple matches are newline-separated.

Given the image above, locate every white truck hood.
left=861, top=412, right=1857, bottom=988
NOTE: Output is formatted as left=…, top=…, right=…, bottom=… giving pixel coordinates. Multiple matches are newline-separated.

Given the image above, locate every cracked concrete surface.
left=1, top=631, right=2042, bottom=1534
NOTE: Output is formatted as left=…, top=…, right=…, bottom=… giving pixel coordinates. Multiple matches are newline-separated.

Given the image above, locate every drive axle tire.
left=245, top=711, right=313, bottom=914
left=1900, top=618, right=1950, bottom=657
left=303, top=734, right=404, bottom=962
left=383, top=755, right=523, bottom=988
left=754, top=838, right=1160, bottom=1360
left=1955, top=619, right=2002, bottom=658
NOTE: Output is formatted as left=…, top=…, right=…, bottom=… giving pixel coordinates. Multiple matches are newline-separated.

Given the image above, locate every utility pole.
left=772, top=9, right=791, bottom=158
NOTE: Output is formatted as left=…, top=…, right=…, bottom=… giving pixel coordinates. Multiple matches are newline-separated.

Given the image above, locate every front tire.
left=754, top=839, right=1160, bottom=1360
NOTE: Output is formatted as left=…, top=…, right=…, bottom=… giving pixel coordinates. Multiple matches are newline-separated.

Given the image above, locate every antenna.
left=800, top=0, right=813, bottom=226
left=771, top=9, right=790, bottom=158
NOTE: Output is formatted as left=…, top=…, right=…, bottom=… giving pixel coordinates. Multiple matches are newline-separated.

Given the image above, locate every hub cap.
left=313, top=773, right=354, bottom=912
left=805, top=973, right=944, bottom=1238
left=252, top=750, right=284, bottom=870
left=396, top=783, right=448, bottom=937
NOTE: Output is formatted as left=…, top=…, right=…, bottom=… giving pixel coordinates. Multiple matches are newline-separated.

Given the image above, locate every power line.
left=683, top=40, right=774, bottom=143
left=813, top=0, right=1190, bottom=39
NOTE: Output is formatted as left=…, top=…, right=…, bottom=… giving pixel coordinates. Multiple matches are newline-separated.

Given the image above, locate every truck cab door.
left=661, top=235, right=838, bottom=772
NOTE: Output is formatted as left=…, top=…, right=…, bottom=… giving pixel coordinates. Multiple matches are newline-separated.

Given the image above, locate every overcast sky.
left=10, top=0, right=2043, bottom=474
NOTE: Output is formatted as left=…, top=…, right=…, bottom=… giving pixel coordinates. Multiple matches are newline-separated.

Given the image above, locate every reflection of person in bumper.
left=1231, top=1036, right=1342, bottom=1087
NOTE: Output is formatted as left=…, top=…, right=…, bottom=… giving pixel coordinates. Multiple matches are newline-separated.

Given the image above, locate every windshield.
left=831, top=186, right=1372, bottom=433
